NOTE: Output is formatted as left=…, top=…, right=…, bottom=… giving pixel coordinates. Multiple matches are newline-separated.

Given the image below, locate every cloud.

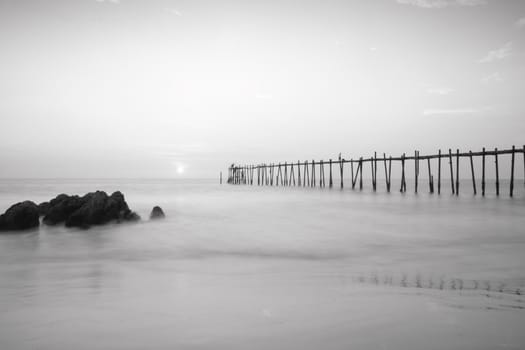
left=427, top=87, right=454, bottom=95
left=515, top=17, right=525, bottom=28
left=478, top=42, right=512, bottom=63
left=481, top=72, right=503, bottom=84
left=95, top=0, right=120, bottom=4
left=167, top=8, right=183, bottom=16
left=423, top=108, right=478, bottom=116
left=396, top=0, right=486, bottom=9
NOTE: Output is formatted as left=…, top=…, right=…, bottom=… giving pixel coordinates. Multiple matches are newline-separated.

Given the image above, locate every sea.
left=0, top=178, right=524, bottom=350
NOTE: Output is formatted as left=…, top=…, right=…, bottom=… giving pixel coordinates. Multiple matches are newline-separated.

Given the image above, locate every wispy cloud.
left=427, top=87, right=454, bottom=95
left=166, top=8, right=183, bottom=16
left=95, top=0, right=120, bottom=4
left=481, top=72, right=503, bottom=84
left=515, top=17, right=525, bottom=28
left=396, top=0, right=486, bottom=9
left=423, top=108, right=478, bottom=116
left=479, top=42, right=513, bottom=63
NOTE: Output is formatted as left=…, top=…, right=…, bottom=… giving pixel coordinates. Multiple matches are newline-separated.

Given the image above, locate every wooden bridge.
left=226, top=146, right=525, bottom=197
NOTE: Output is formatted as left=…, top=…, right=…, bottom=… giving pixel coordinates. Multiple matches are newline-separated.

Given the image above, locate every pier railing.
left=227, top=145, right=525, bottom=197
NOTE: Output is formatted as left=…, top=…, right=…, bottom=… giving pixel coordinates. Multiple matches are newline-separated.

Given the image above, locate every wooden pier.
left=227, top=146, right=525, bottom=197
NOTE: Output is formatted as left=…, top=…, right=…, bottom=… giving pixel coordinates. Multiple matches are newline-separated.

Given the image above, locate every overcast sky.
left=0, top=0, right=524, bottom=178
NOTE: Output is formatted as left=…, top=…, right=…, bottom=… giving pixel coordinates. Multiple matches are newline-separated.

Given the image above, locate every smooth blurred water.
left=0, top=179, right=524, bottom=350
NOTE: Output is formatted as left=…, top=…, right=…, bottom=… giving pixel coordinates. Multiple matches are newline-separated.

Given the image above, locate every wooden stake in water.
left=339, top=155, right=344, bottom=189
left=386, top=156, right=392, bottom=192
left=482, top=148, right=485, bottom=196
left=297, top=161, right=301, bottom=187
left=449, top=149, right=455, bottom=195
left=456, top=149, right=460, bottom=196
left=414, top=150, right=419, bottom=194
left=510, top=145, right=515, bottom=197
left=350, top=159, right=355, bottom=189
left=311, top=160, right=315, bottom=187
left=427, top=158, right=433, bottom=193
left=304, top=161, right=309, bottom=187
left=371, top=156, right=376, bottom=192
left=383, top=153, right=388, bottom=191
left=469, top=151, right=476, bottom=195
left=495, top=148, right=499, bottom=196
left=374, top=152, right=377, bottom=192
left=359, top=157, right=363, bottom=190
left=401, top=153, right=406, bottom=193
left=329, top=159, right=333, bottom=188
left=438, top=149, right=441, bottom=195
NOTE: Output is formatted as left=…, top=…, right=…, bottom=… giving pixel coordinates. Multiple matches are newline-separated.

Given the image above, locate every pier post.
left=351, top=160, right=355, bottom=189
left=456, top=149, right=460, bottom=196
left=329, top=159, right=333, bottom=188
left=311, top=160, right=315, bottom=187
left=388, top=156, right=392, bottom=192
left=359, top=157, right=363, bottom=190
left=290, top=162, right=295, bottom=186
left=414, top=150, right=419, bottom=194
left=427, top=158, right=433, bottom=193
left=383, top=153, right=388, bottom=191
left=495, top=148, right=499, bottom=196
left=374, top=152, right=377, bottom=192
left=400, top=153, right=406, bottom=193
left=449, top=149, right=455, bottom=195
left=371, top=156, right=376, bottom=191
left=482, top=148, right=485, bottom=196
left=297, top=161, right=301, bottom=187
left=304, top=161, right=309, bottom=187
left=510, top=145, right=515, bottom=197
left=284, top=162, right=288, bottom=186
left=320, top=160, right=324, bottom=187
left=469, top=151, right=476, bottom=195
left=438, top=149, right=441, bottom=195
left=339, top=156, right=344, bottom=189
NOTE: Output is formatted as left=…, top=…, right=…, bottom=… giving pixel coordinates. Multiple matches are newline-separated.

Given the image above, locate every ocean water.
left=0, top=178, right=524, bottom=350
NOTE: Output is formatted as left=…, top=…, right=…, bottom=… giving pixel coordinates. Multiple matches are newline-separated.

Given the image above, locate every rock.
left=37, top=201, right=51, bottom=216
left=43, top=194, right=84, bottom=225
left=0, top=201, right=40, bottom=231
left=150, top=206, right=165, bottom=219
left=64, top=191, right=140, bottom=228
left=40, top=191, right=140, bottom=228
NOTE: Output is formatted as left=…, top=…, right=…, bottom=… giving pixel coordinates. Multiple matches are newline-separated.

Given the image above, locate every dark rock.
left=150, top=206, right=165, bottom=219
left=124, top=211, right=141, bottom=222
left=0, top=201, right=40, bottom=231
left=64, top=191, right=140, bottom=228
left=37, top=201, right=51, bottom=216
left=43, top=194, right=84, bottom=225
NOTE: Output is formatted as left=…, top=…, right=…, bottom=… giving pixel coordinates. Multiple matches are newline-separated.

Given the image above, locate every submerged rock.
left=0, top=201, right=40, bottom=231
left=150, top=206, right=165, bottom=219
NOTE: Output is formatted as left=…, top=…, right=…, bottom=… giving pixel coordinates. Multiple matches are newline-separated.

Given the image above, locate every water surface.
left=1, top=179, right=524, bottom=349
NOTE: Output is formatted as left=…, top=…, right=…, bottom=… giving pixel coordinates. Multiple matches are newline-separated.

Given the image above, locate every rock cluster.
left=0, top=191, right=142, bottom=231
